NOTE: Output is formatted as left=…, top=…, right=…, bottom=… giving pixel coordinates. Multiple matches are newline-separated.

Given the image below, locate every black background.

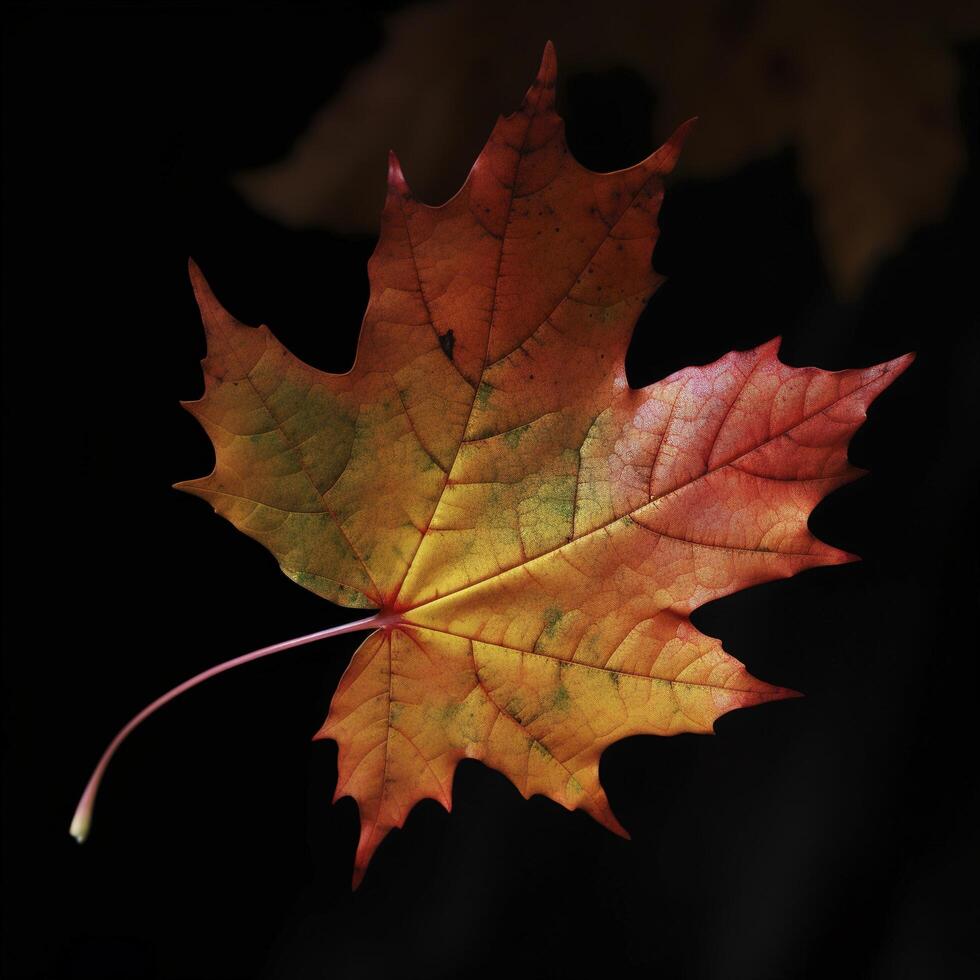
left=2, top=3, right=978, bottom=978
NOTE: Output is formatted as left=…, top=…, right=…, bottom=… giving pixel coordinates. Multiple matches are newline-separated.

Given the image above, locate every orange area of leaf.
left=179, top=43, right=912, bottom=887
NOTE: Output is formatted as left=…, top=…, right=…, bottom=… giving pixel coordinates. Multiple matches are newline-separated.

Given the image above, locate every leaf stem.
left=69, top=612, right=395, bottom=844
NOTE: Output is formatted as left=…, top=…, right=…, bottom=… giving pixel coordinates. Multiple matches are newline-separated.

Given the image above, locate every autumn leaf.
left=71, top=42, right=911, bottom=888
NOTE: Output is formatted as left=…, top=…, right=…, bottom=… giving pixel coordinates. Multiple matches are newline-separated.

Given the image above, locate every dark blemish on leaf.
left=438, top=329, right=456, bottom=361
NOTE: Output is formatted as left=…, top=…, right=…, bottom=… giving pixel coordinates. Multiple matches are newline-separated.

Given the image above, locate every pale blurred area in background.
left=235, top=0, right=979, bottom=298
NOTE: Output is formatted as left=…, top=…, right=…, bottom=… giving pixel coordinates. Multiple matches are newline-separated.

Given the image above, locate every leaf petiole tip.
left=67, top=613, right=389, bottom=845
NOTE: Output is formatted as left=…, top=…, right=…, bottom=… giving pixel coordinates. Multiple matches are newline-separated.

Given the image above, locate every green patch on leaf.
left=550, top=683, right=570, bottom=712
left=476, top=381, right=494, bottom=409
left=439, top=702, right=461, bottom=724
left=543, top=606, right=564, bottom=638
left=503, top=424, right=530, bottom=449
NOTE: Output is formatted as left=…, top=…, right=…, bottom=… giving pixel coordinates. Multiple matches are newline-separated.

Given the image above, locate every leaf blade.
left=181, top=44, right=912, bottom=887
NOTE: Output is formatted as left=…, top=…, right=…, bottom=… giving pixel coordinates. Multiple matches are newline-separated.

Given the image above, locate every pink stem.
left=69, top=612, right=396, bottom=843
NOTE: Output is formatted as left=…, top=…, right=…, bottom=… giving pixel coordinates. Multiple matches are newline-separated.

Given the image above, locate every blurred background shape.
left=235, top=0, right=979, bottom=297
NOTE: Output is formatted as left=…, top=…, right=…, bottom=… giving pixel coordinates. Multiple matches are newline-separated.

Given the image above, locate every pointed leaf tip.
left=187, top=257, right=218, bottom=315
left=887, top=351, right=916, bottom=376
left=186, top=258, right=248, bottom=342
left=601, top=811, right=631, bottom=840
left=522, top=40, right=557, bottom=112
left=539, top=39, right=557, bottom=80
left=386, top=149, right=409, bottom=195
left=654, top=117, right=698, bottom=174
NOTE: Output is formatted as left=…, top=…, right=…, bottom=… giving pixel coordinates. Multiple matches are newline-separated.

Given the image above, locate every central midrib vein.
left=388, top=81, right=547, bottom=607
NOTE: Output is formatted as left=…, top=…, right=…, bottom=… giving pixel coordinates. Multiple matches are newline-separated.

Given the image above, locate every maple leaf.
left=70, top=43, right=911, bottom=888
